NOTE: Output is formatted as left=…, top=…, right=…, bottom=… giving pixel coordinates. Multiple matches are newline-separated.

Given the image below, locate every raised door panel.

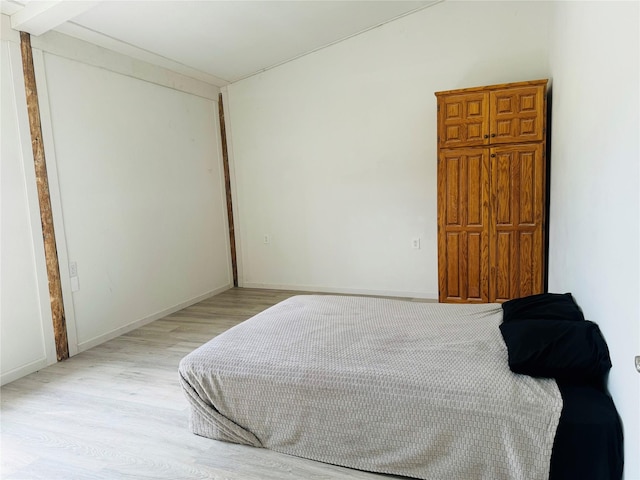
left=437, top=148, right=489, bottom=303
left=437, top=92, right=489, bottom=148
left=489, top=85, right=545, bottom=145
left=489, top=144, right=545, bottom=302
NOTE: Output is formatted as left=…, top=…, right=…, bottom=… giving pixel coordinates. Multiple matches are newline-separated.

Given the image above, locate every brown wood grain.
left=489, top=143, right=545, bottom=302
left=437, top=91, right=489, bottom=148
left=437, top=148, right=490, bottom=303
left=19, top=32, right=69, bottom=360
left=489, top=85, right=546, bottom=145
left=436, top=80, right=547, bottom=303
left=218, top=93, right=238, bottom=287
left=434, top=78, right=548, bottom=97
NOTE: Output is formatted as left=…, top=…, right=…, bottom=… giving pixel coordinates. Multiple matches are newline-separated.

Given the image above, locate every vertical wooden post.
left=20, top=32, right=69, bottom=360
left=218, top=93, right=238, bottom=287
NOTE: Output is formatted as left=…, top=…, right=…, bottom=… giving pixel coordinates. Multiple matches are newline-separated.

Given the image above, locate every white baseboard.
left=76, top=284, right=232, bottom=353
left=241, top=282, right=438, bottom=301
left=1, top=357, right=51, bottom=386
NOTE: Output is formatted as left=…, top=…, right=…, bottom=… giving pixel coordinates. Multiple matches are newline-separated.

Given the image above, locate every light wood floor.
left=1, top=288, right=413, bottom=480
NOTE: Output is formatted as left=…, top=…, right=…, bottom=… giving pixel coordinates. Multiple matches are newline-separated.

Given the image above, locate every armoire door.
left=437, top=148, right=490, bottom=303
left=437, top=92, right=489, bottom=148
left=489, top=143, right=546, bottom=302
left=489, top=85, right=546, bottom=145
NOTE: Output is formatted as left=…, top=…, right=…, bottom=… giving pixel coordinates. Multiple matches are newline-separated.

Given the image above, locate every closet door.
left=489, top=85, right=546, bottom=145
left=437, top=148, right=490, bottom=303
left=489, top=143, right=545, bottom=302
left=437, top=92, right=489, bottom=148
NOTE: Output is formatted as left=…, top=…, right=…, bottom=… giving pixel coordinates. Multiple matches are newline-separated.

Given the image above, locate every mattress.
left=179, top=295, right=563, bottom=480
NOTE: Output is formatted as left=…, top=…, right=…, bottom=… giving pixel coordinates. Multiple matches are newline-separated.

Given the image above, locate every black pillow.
left=499, top=319, right=612, bottom=381
left=502, top=292, right=585, bottom=323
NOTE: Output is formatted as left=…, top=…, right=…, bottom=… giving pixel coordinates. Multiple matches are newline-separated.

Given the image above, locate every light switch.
left=70, top=276, right=80, bottom=292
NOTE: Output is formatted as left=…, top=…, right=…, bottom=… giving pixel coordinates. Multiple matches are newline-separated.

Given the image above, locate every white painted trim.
left=11, top=1, right=100, bottom=37
left=30, top=29, right=220, bottom=100
left=1, top=14, right=220, bottom=100
left=32, top=47, right=80, bottom=357
left=0, top=13, right=19, bottom=42
left=241, top=283, right=438, bottom=301
left=1, top=357, right=49, bottom=386
left=8, top=40, right=59, bottom=369
left=76, top=285, right=232, bottom=353
left=55, top=21, right=228, bottom=87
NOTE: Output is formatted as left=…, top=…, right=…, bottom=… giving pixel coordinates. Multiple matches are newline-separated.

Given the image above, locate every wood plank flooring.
left=1, top=288, right=413, bottom=480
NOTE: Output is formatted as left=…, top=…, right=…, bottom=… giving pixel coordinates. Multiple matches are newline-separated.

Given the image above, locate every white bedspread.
left=179, top=295, right=562, bottom=480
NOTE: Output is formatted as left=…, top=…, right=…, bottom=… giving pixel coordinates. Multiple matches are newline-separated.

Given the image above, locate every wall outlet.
left=635, top=356, right=640, bottom=373
left=412, top=237, right=421, bottom=250
left=69, top=261, right=78, bottom=277
left=263, top=234, right=270, bottom=245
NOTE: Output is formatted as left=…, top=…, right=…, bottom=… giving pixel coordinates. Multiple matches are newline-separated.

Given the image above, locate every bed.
left=179, top=293, right=623, bottom=480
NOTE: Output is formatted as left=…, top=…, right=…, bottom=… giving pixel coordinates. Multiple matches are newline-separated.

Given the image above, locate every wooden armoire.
left=435, top=79, right=548, bottom=303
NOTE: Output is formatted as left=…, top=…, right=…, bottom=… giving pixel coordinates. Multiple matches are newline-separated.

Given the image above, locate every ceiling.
left=2, top=0, right=442, bottom=86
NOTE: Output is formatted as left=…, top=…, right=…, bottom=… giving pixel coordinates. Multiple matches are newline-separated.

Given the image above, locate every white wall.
left=228, top=1, right=639, bottom=476
left=1, top=16, right=233, bottom=382
left=1, top=39, right=57, bottom=384
left=40, top=53, right=232, bottom=351
left=548, top=2, right=640, bottom=479
left=226, top=1, right=553, bottom=298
